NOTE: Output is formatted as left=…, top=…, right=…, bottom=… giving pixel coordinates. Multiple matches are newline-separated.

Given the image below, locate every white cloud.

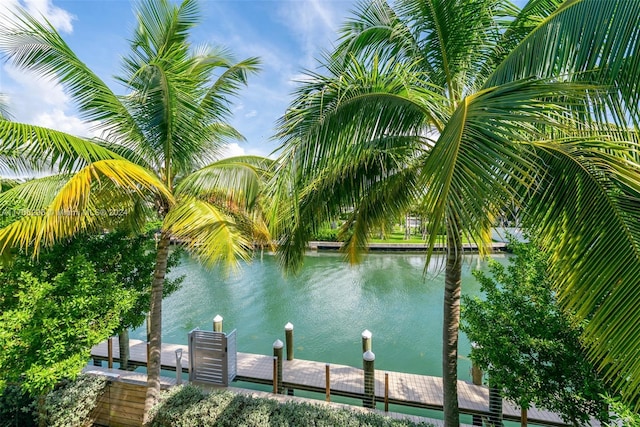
left=245, top=110, right=257, bottom=118
left=219, top=142, right=246, bottom=159
left=4, top=65, right=69, bottom=107
left=33, top=108, right=95, bottom=137
left=0, top=0, right=75, bottom=33
left=2, top=64, right=95, bottom=137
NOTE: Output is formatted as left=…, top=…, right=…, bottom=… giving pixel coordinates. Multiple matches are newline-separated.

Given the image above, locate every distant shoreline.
left=308, top=240, right=509, bottom=252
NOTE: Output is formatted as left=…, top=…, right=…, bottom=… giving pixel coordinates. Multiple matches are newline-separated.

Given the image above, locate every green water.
left=132, top=251, right=505, bottom=383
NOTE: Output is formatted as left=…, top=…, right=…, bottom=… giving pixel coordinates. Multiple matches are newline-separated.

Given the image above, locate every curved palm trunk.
left=443, top=225, right=462, bottom=427
left=143, top=231, right=171, bottom=422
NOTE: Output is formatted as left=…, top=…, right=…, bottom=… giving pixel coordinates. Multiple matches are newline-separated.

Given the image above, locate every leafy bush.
left=0, top=375, right=107, bottom=427
left=462, top=238, right=609, bottom=425
left=604, top=396, right=640, bottom=427
left=0, top=257, right=133, bottom=394
left=0, top=231, right=183, bottom=393
left=149, top=385, right=434, bottom=427
left=40, top=374, right=107, bottom=427
left=0, top=384, right=37, bottom=427
left=314, top=227, right=341, bottom=242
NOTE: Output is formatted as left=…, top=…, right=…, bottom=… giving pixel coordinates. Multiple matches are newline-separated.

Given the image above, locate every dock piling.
left=471, top=345, right=483, bottom=426
left=146, top=313, right=151, bottom=364
left=272, top=356, right=278, bottom=394
left=285, top=322, right=294, bottom=361
left=384, top=372, right=389, bottom=412
left=363, top=350, right=375, bottom=409
left=325, top=363, right=331, bottom=402
left=273, top=339, right=284, bottom=394
left=107, top=337, right=113, bottom=369
left=175, top=348, right=183, bottom=385
left=362, top=329, right=372, bottom=353
left=213, top=315, right=223, bottom=333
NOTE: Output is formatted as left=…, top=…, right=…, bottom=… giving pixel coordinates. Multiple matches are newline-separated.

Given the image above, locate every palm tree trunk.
left=443, top=224, right=462, bottom=427
left=119, top=329, right=130, bottom=370
left=143, top=231, right=171, bottom=423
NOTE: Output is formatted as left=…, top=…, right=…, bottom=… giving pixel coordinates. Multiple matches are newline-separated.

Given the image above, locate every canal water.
left=132, top=251, right=506, bottom=383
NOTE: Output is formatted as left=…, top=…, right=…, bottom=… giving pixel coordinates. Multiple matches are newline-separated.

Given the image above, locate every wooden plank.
left=92, top=407, right=143, bottom=426
left=91, top=381, right=146, bottom=427
left=106, top=391, right=145, bottom=403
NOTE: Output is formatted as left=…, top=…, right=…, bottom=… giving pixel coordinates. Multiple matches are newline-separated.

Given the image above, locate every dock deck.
left=91, top=338, right=586, bottom=427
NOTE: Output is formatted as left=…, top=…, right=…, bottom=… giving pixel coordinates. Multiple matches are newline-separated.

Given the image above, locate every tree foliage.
left=0, top=254, right=131, bottom=394
left=462, top=240, right=609, bottom=425
left=30, top=230, right=184, bottom=332
left=0, top=230, right=182, bottom=395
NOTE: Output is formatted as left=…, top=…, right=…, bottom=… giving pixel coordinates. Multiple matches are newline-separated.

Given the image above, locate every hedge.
left=148, top=385, right=434, bottom=427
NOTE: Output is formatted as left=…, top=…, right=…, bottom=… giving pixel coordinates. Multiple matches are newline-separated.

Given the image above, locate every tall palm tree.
left=273, top=0, right=640, bottom=425
left=0, top=0, right=271, bottom=418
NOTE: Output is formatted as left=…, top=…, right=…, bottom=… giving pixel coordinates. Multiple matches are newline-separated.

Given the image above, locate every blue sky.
left=0, top=0, right=358, bottom=158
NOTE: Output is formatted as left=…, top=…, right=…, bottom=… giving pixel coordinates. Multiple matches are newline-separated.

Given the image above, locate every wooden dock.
left=91, top=338, right=588, bottom=427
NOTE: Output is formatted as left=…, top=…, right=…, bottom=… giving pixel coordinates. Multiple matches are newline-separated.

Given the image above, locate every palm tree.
left=0, top=0, right=271, bottom=418
left=273, top=0, right=640, bottom=424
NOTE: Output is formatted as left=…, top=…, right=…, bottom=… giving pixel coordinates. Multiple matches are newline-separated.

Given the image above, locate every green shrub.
left=604, top=396, right=640, bottom=427
left=0, top=384, right=37, bottom=427
left=148, top=385, right=434, bottom=427
left=0, top=374, right=107, bottom=427
left=314, top=228, right=341, bottom=242
left=40, top=374, right=107, bottom=427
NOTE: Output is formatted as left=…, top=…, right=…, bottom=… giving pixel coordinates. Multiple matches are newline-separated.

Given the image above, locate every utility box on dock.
left=188, top=329, right=237, bottom=386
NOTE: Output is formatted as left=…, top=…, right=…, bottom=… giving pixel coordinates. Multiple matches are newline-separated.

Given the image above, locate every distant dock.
left=307, top=241, right=508, bottom=252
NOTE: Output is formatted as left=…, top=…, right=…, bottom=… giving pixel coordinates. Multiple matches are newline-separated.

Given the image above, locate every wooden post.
left=325, top=364, right=331, bottom=402
left=472, top=365, right=483, bottom=385
left=362, top=329, right=372, bottom=353
left=175, top=348, right=183, bottom=385
left=213, top=315, right=223, bottom=333
left=489, top=383, right=504, bottom=427
left=107, top=337, right=113, bottom=369
left=273, top=339, right=284, bottom=394
left=272, top=356, right=278, bottom=394
left=363, top=350, right=375, bottom=409
left=471, top=359, right=483, bottom=426
left=384, top=372, right=389, bottom=412
left=285, top=322, right=294, bottom=361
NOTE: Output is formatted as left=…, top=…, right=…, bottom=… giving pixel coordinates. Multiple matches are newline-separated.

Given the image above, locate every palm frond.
left=0, top=8, right=142, bottom=142
left=163, top=196, right=253, bottom=269
left=525, top=137, right=640, bottom=403
left=488, top=0, right=640, bottom=121
left=0, top=159, right=172, bottom=254
left=273, top=54, right=441, bottom=270
left=0, top=121, right=121, bottom=173
left=176, top=156, right=273, bottom=210
left=119, top=0, right=260, bottom=185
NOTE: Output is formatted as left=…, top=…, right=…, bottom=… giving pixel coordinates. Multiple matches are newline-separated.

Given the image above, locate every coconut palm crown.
left=0, top=0, right=271, bottom=417
left=273, top=0, right=640, bottom=424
